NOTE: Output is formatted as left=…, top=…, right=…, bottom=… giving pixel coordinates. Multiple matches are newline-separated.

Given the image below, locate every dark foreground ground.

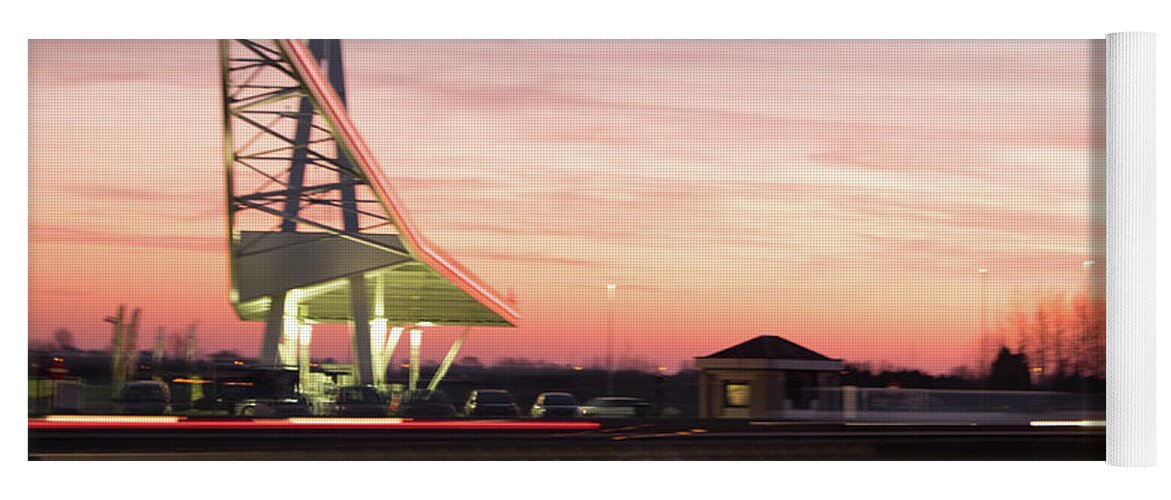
left=28, top=419, right=1105, bottom=460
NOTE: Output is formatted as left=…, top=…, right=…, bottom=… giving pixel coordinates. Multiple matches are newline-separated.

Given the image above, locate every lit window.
left=724, top=382, right=750, bottom=408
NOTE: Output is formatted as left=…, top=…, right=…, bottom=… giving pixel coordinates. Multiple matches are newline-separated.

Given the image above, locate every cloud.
left=388, top=176, right=504, bottom=190
left=29, top=40, right=1106, bottom=373
left=60, top=185, right=213, bottom=203
left=460, top=250, right=600, bottom=268
left=30, top=225, right=224, bottom=253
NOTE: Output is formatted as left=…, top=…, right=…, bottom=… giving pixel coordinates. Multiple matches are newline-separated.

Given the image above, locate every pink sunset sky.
left=28, top=40, right=1104, bottom=373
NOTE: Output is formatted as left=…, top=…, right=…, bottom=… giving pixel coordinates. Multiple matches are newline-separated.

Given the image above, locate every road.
left=28, top=418, right=1105, bottom=460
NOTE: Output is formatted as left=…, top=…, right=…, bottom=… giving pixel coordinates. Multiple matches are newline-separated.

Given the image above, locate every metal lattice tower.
left=219, top=40, right=518, bottom=390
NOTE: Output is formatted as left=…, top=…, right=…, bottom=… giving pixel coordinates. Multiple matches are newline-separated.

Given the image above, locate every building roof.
left=698, top=335, right=838, bottom=361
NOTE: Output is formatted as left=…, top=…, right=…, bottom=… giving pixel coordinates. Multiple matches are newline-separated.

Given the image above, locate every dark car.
left=392, top=390, right=458, bottom=418
left=530, top=392, right=580, bottom=419
left=118, top=380, right=171, bottom=415
left=195, top=366, right=300, bottom=415
left=463, top=389, right=520, bottom=418
left=335, top=385, right=388, bottom=416
left=195, top=385, right=248, bottom=415
left=580, top=397, right=652, bottom=418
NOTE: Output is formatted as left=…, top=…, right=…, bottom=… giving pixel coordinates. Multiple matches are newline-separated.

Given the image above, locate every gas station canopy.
left=223, top=39, right=519, bottom=328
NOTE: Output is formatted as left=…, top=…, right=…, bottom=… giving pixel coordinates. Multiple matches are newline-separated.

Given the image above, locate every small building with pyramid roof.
left=696, top=335, right=844, bottom=419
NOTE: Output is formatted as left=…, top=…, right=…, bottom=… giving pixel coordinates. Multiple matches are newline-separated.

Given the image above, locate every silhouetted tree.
left=839, top=363, right=981, bottom=390
left=458, top=356, right=483, bottom=368
left=999, top=289, right=1105, bottom=383
left=53, top=328, right=76, bottom=351
left=209, top=350, right=243, bottom=363
left=170, top=332, right=188, bottom=362
left=988, top=346, right=1031, bottom=390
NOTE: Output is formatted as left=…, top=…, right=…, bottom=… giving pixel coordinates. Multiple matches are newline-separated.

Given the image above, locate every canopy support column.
left=277, top=289, right=306, bottom=368
left=260, top=291, right=286, bottom=366
left=382, top=326, right=404, bottom=384
left=349, top=275, right=374, bottom=385
left=369, top=272, right=391, bottom=388
left=427, top=327, right=469, bottom=391
left=370, top=319, right=387, bottom=387
left=408, top=327, right=422, bottom=391
left=297, top=322, right=313, bottom=394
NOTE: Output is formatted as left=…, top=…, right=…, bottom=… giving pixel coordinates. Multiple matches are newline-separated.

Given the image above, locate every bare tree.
left=1072, top=290, right=1106, bottom=377
left=53, top=328, right=75, bottom=351
left=171, top=332, right=187, bottom=362
left=999, top=289, right=1105, bottom=383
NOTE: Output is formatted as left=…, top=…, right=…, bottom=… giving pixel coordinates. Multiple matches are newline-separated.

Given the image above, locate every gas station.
left=220, top=39, right=519, bottom=401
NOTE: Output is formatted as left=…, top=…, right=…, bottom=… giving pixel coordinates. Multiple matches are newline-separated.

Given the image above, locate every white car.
left=579, top=397, right=651, bottom=418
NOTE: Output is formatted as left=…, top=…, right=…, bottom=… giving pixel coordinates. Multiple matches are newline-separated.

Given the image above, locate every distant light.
left=573, top=365, right=584, bottom=371
left=1032, top=367, right=1044, bottom=373
left=657, top=366, right=668, bottom=373
left=977, top=268, right=988, bottom=274
left=172, top=378, right=210, bottom=384
left=1084, top=259, right=1096, bottom=268
left=607, top=283, right=617, bottom=293
left=233, top=360, right=244, bottom=366
left=400, top=363, right=410, bottom=368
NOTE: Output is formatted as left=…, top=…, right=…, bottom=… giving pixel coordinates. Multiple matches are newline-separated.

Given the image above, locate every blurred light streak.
left=30, top=417, right=600, bottom=431
left=287, top=418, right=403, bottom=425
left=44, top=415, right=181, bottom=423
left=1029, top=420, right=1106, bottom=427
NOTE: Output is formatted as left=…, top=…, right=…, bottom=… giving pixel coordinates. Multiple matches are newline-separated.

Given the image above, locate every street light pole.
left=606, top=283, right=616, bottom=396
left=978, top=268, right=989, bottom=376
left=1083, top=259, right=1096, bottom=296
left=1080, top=259, right=1096, bottom=377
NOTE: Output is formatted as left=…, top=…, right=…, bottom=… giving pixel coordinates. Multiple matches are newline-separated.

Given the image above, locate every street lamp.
left=1082, top=259, right=1097, bottom=298
left=978, top=268, right=989, bottom=375
left=606, top=283, right=616, bottom=396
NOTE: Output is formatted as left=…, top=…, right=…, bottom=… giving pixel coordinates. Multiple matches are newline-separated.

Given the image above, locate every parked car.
left=196, top=385, right=248, bottom=415
left=579, top=397, right=652, bottom=418
left=118, top=380, right=172, bottom=415
left=530, top=392, right=580, bottom=419
left=234, top=394, right=312, bottom=417
left=392, top=390, right=458, bottom=418
left=335, top=385, right=388, bottom=416
left=194, top=366, right=300, bottom=415
left=463, top=389, right=520, bottom=418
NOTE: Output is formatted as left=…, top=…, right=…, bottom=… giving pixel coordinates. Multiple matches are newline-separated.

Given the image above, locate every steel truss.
left=219, top=40, right=500, bottom=390
left=221, top=39, right=400, bottom=257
